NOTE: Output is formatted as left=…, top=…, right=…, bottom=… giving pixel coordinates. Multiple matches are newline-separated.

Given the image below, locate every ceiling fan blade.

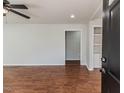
left=7, top=9, right=30, bottom=19
left=10, top=4, right=28, bottom=9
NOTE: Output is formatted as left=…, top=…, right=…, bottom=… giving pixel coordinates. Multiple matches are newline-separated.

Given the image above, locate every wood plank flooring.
left=4, top=65, right=101, bottom=93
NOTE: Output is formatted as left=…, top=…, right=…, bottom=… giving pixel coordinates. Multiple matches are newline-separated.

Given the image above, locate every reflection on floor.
left=4, top=65, right=101, bottom=93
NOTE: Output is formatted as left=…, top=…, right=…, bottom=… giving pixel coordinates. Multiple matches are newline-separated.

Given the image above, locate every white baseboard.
left=88, top=68, right=94, bottom=71
left=3, top=64, right=65, bottom=66
left=85, top=64, right=94, bottom=71
left=4, top=64, right=94, bottom=71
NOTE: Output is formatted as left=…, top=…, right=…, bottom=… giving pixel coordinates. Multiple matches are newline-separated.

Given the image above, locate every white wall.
left=86, top=0, right=103, bottom=70
left=3, top=24, right=88, bottom=65
left=87, top=18, right=102, bottom=70
left=90, top=0, right=103, bottom=20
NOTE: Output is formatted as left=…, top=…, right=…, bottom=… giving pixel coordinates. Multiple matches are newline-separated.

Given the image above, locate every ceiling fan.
left=3, top=0, right=30, bottom=19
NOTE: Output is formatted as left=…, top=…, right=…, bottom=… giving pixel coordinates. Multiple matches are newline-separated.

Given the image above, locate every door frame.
left=64, top=29, right=83, bottom=65
left=89, top=24, right=102, bottom=70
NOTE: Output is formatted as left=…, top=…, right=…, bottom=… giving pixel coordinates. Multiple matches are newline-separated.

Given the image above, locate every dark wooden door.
left=102, top=0, right=120, bottom=93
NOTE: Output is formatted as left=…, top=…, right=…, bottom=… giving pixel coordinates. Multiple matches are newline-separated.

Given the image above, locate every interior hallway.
left=4, top=65, right=101, bottom=93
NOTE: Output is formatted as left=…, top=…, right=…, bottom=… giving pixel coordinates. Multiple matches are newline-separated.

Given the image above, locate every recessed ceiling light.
left=70, top=14, right=75, bottom=19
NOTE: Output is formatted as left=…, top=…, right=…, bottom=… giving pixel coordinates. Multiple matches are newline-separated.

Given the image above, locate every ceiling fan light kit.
left=3, top=0, right=30, bottom=19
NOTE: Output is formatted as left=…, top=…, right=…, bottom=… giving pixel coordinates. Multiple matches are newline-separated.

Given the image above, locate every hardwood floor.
left=4, top=65, right=101, bottom=93
left=65, top=60, right=80, bottom=65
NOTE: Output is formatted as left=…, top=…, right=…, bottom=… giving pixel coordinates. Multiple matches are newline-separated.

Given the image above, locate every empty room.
left=3, top=0, right=120, bottom=93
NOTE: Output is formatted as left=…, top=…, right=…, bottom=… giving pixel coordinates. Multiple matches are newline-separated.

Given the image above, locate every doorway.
left=65, top=31, right=81, bottom=65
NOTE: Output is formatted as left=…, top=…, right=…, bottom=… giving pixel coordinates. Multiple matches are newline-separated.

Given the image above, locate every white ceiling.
left=3, top=0, right=102, bottom=24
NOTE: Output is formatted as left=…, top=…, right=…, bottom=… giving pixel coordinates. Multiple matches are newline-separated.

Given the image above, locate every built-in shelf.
left=94, top=34, right=102, bottom=36
left=93, top=27, right=102, bottom=54
left=94, top=44, right=102, bottom=46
